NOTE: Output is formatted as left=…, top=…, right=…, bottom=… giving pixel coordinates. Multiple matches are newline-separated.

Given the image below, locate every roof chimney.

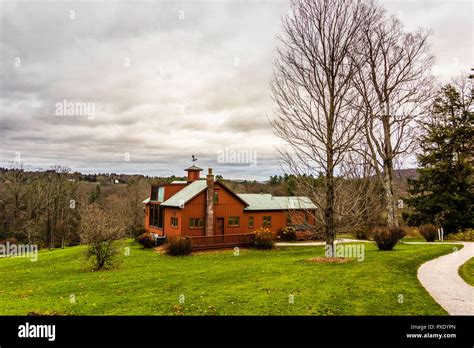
left=205, top=168, right=214, bottom=236
left=185, top=165, right=203, bottom=183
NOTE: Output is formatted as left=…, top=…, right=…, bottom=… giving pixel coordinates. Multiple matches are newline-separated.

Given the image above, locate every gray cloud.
left=0, top=0, right=472, bottom=180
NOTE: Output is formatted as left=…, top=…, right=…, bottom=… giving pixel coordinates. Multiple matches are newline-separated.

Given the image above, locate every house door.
left=216, top=218, right=224, bottom=235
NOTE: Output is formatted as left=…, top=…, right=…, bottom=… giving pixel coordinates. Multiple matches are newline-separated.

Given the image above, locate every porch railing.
left=186, top=233, right=255, bottom=250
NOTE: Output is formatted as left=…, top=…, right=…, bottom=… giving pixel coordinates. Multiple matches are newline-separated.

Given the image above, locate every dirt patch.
left=192, top=248, right=248, bottom=256
left=154, top=246, right=249, bottom=255
left=153, top=245, right=167, bottom=254
left=27, top=311, right=65, bottom=316
left=305, top=257, right=353, bottom=264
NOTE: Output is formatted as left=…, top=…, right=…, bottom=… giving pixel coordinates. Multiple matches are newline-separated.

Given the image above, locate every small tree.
left=80, top=203, right=125, bottom=270
left=89, top=184, right=102, bottom=204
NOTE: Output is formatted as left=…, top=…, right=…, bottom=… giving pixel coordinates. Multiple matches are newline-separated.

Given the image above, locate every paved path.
left=415, top=242, right=474, bottom=315
left=275, top=238, right=373, bottom=247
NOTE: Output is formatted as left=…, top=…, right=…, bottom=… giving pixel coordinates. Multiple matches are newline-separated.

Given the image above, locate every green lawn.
left=459, top=257, right=474, bottom=286
left=0, top=240, right=460, bottom=315
left=400, top=237, right=428, bottom=243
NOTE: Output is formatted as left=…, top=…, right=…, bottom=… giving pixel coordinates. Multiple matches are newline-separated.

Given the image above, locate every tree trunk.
left=325, top=152, right=336, bottom=257
left=382, top=111, right=399, bottom=228
left=383, top=166, right=398, bottom=228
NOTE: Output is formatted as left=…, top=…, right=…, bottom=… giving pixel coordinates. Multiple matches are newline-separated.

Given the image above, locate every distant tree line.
left=0, top=166, right=153, bottom=248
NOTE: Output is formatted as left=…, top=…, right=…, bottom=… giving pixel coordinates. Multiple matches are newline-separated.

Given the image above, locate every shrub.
left=80, top=204, right=125, bottom=270
left=446, top=229, right=474, bottom=241
left=289, top=225, right=323, bottom=241
left=137, top=232, right=155, bottom=248
left=419, top=224, right=437, bottom=242
left=372, top=226, right=405, bottom=251
left=310, top=229, right=325, bottom=241
left=165, top=237, right=192, bottom=256
left=0, top=237, right=18, bottom=245
left=132, top=227, right=147, bottom=238
left=352, top=226, right=370, bottom=240
left=254, top=228, right=275, bottom=250
left=0, top=237, right=19, bottom=257
left=278, top=225, right=297, bottom=241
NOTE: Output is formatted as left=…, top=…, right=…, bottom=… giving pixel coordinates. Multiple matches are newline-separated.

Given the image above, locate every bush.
left=254, top=228, right=275, bottom=250
left=0, top=237, right=18, bottom=245
left=400, top=226, right=420, bottom=238
left=278, top=226, right=297, bottom=241
left=137, top=232, right=155, bottom=248
left=80, top=204, right=125, bottom=270
left=165, top=237, right=192, bottom=256
left=352, top=226, right=370, bottom=240
left=419, top=224, right=437, bottom=242
left=446, top=229, right=474, bottom=241
left=310, top=229, right=325, bottom=241
left=372, top=226, right=405, bottom=251
left=0, top=237, right=19, bottom=256
left=132, top=227, right=147, bottom=239
left=288, top=225, right=323, bottom=240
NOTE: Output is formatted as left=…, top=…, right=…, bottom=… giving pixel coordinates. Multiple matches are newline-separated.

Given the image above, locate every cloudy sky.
left=0, top=0, right=472, bottom=180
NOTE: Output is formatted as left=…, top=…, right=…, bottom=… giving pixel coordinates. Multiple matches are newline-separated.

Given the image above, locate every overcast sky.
left=0, top=0, right=472, bottom=180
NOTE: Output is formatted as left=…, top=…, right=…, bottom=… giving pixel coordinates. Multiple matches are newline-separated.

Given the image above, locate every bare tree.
left=3, top=167, right=29, bottom=235
left=353, top=10, right=433, bottom=227
left=271, top=0, right=373, bottom=256
left=80, top=203, right=126, bottom=270
left=44, top=166, right=79, bottom=248
left=335, top=147, right=384, bottom=232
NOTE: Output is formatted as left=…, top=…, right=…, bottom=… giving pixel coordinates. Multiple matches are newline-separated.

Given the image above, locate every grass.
left=458, top=257, right=474, bottom=286
left=401, top=237, right=428, bottom=243
left=400, top=237, right=451, bottom=243
left=0, top=240, right=460, bottom=316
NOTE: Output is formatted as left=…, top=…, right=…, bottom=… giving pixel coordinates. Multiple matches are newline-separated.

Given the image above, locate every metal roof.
left=237, top=193, right=317, bottom=211
left=185, top=165, right=203, bottom=171
left=144, top=180, right=316, bottom=211
left=160, top=180, right=208, bottom=207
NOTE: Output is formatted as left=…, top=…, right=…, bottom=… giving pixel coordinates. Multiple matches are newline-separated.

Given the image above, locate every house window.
left=248, top=216, right=254, bottom=229
left=228, top=216, right=240, bottom=227
left=151, top=186, right=165, bottom=202
left=151, top=187, right=158, bottom=201
left=158, top=187, right=164, bottom=202
left=190, top=218, right=205, bottom=228
left=171, top=217, right=178, bottom=228
left=213, top=191, right=219, bottom=204
left=149, top=204, right=164, bottom=228
left=263, top=216, right=272, bottom=227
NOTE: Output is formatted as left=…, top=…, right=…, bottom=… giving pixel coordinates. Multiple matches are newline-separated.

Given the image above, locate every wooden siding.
left=287, top=210, right=316, bottom=225
left=163, top=207, right=182, bottom=238
left=243, top=211, right=287, bottom=232
left=150, top=183, right=188, bottom=201
left=181, top=181, right=248, bottom=236
left=145, top=181, right=317, bottom=240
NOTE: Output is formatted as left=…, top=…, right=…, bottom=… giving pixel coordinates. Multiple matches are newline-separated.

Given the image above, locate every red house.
left=143, top=165, right=317, bottom=249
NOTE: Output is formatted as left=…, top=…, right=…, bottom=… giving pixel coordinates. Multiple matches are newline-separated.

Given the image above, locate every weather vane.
left=192, top=155, right=197, bottom=163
